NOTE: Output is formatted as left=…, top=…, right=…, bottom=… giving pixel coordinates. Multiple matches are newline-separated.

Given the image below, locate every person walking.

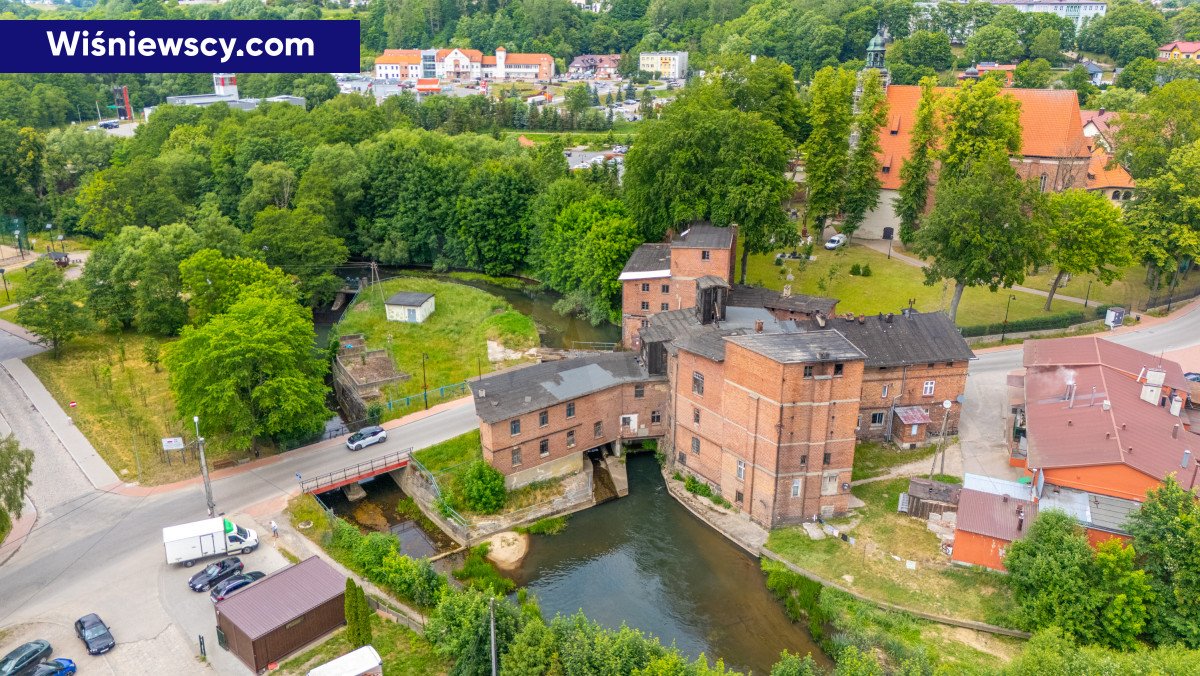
left=270, top=520, right=279, bottom=539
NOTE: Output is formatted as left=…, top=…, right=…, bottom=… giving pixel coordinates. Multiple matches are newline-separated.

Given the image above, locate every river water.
left=505, top=455, right=827, bottom=675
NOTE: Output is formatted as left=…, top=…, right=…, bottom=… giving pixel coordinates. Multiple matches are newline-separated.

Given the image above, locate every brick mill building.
left=471, top=224, right=975, bottom=526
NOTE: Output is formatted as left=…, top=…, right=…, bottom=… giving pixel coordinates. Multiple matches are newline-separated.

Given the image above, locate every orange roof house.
left=1086, top=148, right=1134, bottom=204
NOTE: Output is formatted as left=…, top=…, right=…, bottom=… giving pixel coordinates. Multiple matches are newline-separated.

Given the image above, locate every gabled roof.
left=570, top=54, right=621, bottom=69
left=375, top=49, right=421, bottom=65
left=1159, top=41, right=1200, bottom=54
left=801, top=311, right=975, bottom=368
left=671, top=224, right=734, bottom=249
left=216, top=557, right=345, bottom=640
left=438, top=48, right=484, bottom=62
left=728, top=285, right=837, bottom=315
left=619, top=243, right=671, bottom=279
left=385, top=291, right=433, bottom=307
left=1086, top=148, right=1134, bottom=191
left=876, top=85, right=1090, bottom=190
left=503, top=53, right=554, bottom=65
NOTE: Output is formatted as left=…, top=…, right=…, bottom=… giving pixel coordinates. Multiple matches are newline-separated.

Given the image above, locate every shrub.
left=460, top=460, right=507, bottom=513
left=517, top=516, right=569, bottom=535
left=453, top=543, right=516, bottom=594
left=684, top=474, right=714, bottom=498
left=849, top=263, right=862, bottom=276
left=861, top=263, right=872, bottom=277
left=958, top=309, right=1093, bottom=337
left=672, top=471, right=683, bottom=481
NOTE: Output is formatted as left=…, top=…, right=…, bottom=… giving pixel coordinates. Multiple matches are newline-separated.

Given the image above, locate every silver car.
left=346, top=425, right=387, bottom=451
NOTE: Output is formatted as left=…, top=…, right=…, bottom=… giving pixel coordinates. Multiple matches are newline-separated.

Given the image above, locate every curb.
left=0, top=496, right=37, bottom=565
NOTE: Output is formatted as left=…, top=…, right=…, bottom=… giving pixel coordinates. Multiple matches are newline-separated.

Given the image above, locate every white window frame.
left=881, top=384, right=889, bottom=399
left=736, top=459, right=745, bottom=481
left=923, top=380, right=935, bottom=396
left=791, top=479, right=801, bottom=498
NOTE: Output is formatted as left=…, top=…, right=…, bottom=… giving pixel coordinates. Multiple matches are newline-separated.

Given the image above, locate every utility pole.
left=930, top=400, right=953, bottom=479
left=194, top=416, right=216, bottom=517
left=421, top=353, right=429, bottom=410
left=489, top=597, right=498, bottom=676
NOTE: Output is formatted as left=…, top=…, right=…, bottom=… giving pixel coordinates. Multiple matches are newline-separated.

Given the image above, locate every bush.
left=861, top=263, right=872, bottom=277
left=516, top=516, right=569, bottom=535
left=460, top=460, right=507, bottom=513
left=959, top=309, right=1091, bottom=338
left=453, top=543, right=516, bottom=594
left=849, top=263, right=862, bottom=276
left=684, top=474, right=714, bottom=498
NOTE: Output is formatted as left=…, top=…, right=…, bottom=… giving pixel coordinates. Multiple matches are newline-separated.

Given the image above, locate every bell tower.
left=865, top=27, right=886, bottom=71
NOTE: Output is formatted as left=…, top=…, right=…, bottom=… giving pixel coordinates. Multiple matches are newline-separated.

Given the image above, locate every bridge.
left=298, top=448, right=413, bottom=495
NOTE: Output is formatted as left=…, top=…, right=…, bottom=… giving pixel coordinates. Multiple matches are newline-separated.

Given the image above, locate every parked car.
left=74, top=614, right=115, bottom=656
left=0, top=640, right=52, bottom=676
left=824, top=234, right=848, bottom=250
left=210, top=571, right=266, bottom=603
left=187, top=556, right=243, bottom=591
left=98, top=121, right=118, bottom=129
left=32, top=659, right=76, bottom=676
left=346, top=426, right=387, bottom=451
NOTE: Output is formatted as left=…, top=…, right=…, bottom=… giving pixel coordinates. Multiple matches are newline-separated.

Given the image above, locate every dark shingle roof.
left=471, top=352, right=658, bottom=423
left=385, top=291, right=433, bottom=307
left=729, top=285, right=837, bottom=315
left=620, top=244, right=671, bottom=277
left=726, top=331, right=865, bottom=364
left=803, top=311, right=974, bottom=368
left=671, top=224, right=734, bottom=249
left=215, top=557, right=345, bottom=640
left=696, top=275, right=729, bottom=290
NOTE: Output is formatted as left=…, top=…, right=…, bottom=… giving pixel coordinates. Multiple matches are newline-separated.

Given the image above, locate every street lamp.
left=930, top=399, right=954, bottom=479
left=0, top=268, right=8, bottom=302
left=1084, top=280, right=1092, bottom=308
left=194, top=415, right=216, bottom=517
left=12, top=229, right=23, bottom=260
left=1000, top=294, right=1017, bottom=342
left=421, top=353, right=429, bottom=410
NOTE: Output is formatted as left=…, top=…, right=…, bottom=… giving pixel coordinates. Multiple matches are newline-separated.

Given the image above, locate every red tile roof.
left=376, top=49, right=421, bottom=65
left=1159, top=41, right=1200, bottom=55
left=957, top=488, right=1037, bottom=542
left=1086, top=148, right=1134, bottom=190
left=876, top=85, right=1090, bottom=190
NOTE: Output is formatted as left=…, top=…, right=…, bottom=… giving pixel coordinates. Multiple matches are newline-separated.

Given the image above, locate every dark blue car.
left=74, top=615, right=114, bottom=656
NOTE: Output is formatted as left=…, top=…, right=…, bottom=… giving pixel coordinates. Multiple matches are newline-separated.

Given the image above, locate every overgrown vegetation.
left=453, top=543, right=517, bottom=595
left=277, top=615, right=448, bottom=676
left=850, top=441, right=941, bottom=482
left=683, top=473, right=733, bottom=509
left=516, top=516, right=570, bottom=536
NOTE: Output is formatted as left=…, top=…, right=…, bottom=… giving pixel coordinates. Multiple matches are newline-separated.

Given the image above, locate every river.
left=505, top=455, right=828, bottom=675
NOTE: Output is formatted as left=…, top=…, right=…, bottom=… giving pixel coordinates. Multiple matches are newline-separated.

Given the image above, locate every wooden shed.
left=215, top=556, right=346, bottom=673
left=384, top=291, right=435, bottom=323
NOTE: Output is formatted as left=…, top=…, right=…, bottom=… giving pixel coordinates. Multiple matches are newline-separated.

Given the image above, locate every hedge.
left=958, top=305, right=1113, bottom=338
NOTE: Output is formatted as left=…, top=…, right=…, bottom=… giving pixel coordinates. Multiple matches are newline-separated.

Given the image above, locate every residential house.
left=987, top=0, right=1106, bottom=29
left=1080, top=107, right=1121, bottom=152
left=1157, top=41, right=1200, bottom=62
left=373, top=47, right=555, bottom=83
left=859, top=85, right=1091, bottom=240
left=1080, top=60, right=1105, bottom=85
left=639, top=51, right=689, bottom=80
left=569, top=54, right=621, bottom=78
left=951, top=474, right=1038, bottom=570
left=1085, top=147, right=1134, bottom=205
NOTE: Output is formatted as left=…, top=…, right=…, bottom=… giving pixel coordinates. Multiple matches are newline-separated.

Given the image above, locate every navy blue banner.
left=0, top=20, right=360, bottom=73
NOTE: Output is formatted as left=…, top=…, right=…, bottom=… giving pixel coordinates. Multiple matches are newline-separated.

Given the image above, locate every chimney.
left=1090, top=386, right=1096, bottom=407
left=1017, top=505, right=1025, bottom=532
left=1173, top=424, right=1180, bottom=439
left=524, top=395, right=532, bottom=403
left=479, top=389, right=486, bottom=398
left=1183, top=450, right=1192, bottom=469
left=1002, top=494, right=1009, bottom=503
left=1098, top=106, right=1106, bottom=115
left=1171, top=395, right=1184, bottom=417
left=1102, top=400, right=1111, bottom=411
left=815, top=313, right=827, bottom=328
left=755, top=320, right=764, bottom=334
left=1068, top=420, right=1073, bottom=426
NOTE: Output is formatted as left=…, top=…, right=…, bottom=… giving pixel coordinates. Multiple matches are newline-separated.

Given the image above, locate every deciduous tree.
left=966, top=25, right=1023, bottom=64
left=896, top=77, right=940, bottom=244
left=1126, top=475, right=1200, bottom=647
left=0, top=434, right=34, bottom=525
left=841, top=70, right=888, bottom=240
left=1013, top=59, right=1052, bottom=89
left=1041, top=189, right=1132, bottom=310
left=180, top=249, right=299, bottom=325
left=800, top=67, right=856, bottom=227
left=245, top=207, right=349, bottom=307
left=1004, top=510, right=1099, bottom=640
left=16, top=260, right=90, bottom=358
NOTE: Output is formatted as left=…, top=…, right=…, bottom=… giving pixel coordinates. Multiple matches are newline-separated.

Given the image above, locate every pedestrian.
left=270, top=520, right=279, bottom=539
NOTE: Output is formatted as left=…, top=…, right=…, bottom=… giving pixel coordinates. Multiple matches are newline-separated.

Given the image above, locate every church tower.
left=863, top=27, right=889, bottom=90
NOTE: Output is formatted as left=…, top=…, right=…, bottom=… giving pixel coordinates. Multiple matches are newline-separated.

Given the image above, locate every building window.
left=834, top=363, right=844, bottom=376
left=661, top=302, right=670, bottom=311
left=701, top=250, right=711, bottom=260
left=510, top=419, right=521, bottom=436
left=870, top=412, right=885, bottom=426
left=594, top=421, right=603, bottom=438
left=735, top=490, right=744, bottom=504
left=923, top=380, right=935, bottom=396
left=803, top=365, right=814, bottom=378
left=693, top=407, right=701, bottom=425
left=691, top=437, right=700, bottom=454
left=792, top=479, right=801, bottom=498
left=692, top=371, right=704, bottom=395
left=927, top=362, right=935, bottom=368
left=566, top=430, right=575, bottom=448
left=856, top=414, right=862, bottom=430
left=566, top=402, right=575, bottom=418
left=736, top=460, right=745, bottom=480
left=651, top=410, right=661, bottom=424
left=540, top=439, right=549, bottom=456
left=661, top=284, right=670, bottom=293
left=800, top=454, right=808, bottom=465
left=641, top=301, right=650, bottom=311
left=512, top=447, right=522, bottom=466
left=634, top=383, right=645, bottom=398
left=539, top=410, right=548, bottom=427
left=881, top=384, right=889, bottom=399
left=641, top=283, right=650, bottom=292
left=1122, top=190, right=1131, bottom=200
left=823, top=452, right=832, bottom=465
left=1039, top=173, right=1048, bottom=192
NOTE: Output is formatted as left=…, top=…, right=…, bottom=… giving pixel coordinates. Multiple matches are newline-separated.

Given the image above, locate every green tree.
left=1115, top=57, right=1158, bottom=93
left=238, top=161, right=297, bottom=227
left=295, top=143, right=367, bottom=238
left=833, top=645, right=884, bottom=676
left=0, top=434, right=34, bottom=525
left=345, top=578, right=366, bottom=648
left=1123, top=140, right=1200, bottom=292
left=1125, top=475, right=1200, bottom=647
left=1059, top=65, right=1098, bottom=105
left=1090, top=539, right=1153, bottom=650
left=16, top=260, right=90, bottom=358
left=1084, top=87, right=1144, bottom=113
left=939, top=78, right=1022, bottom=181
left=911, top=148, right=1044, bottom=322
left=355, top=583, right=373, bottom=647
left=564, top=83, right=593, bottom=116
left=1041, top=189, right=1132, bottom=310
left=245, top=207, right=349, bottom=307
left=966, top=25, right=1023, bottom=64
left=460, top=460, right=507, bottom=514
left=501, top=616, right=558, bottom=675
left=770, top=650, right=820, bottom=675
left=892, top=30, right=954, bottom=71
left=1029, top=28, right=1062, bottom=64
left=1013, top=59, right=1053, bottom=89
left=1114, top=79, right=1200, bottom=179
left=179, top=249, right=300, bottom=325
left=1004, top=510, right=1099, bottom=640
left=896, top=77, right=940, bottom=244
left=164, top=290, right=330, bottom=448
left=708, top=54, right=809, bottom=143
left=428, top=587, right=522, bottom=676
left=142, top=338, right=161, bottom=372
left=841, top=70, right=888, bottom=240
left=801, top=67, right=856, bottom=227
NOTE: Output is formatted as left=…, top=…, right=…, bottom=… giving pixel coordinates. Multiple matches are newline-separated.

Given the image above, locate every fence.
left=297, top=448, right=412, bottom=494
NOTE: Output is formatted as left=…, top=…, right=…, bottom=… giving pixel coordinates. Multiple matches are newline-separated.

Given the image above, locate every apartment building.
left=638, top=51, right=689, bottom=80
left=373, top=46, right=555, bottom=82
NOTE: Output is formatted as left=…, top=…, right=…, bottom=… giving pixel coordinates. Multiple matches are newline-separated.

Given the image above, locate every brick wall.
left=621, top=278, right=671, bottom=348
left=856, top=361, right=968, bottom=441
left=1014, top=157, right=1089, bottom=193
left=670, top=350, right=727, bottom=484
left=669, top=247, right=735, bottom=311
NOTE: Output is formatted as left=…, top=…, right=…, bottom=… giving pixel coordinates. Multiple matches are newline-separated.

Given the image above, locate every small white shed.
left=384, top=291, right=435, bottom=323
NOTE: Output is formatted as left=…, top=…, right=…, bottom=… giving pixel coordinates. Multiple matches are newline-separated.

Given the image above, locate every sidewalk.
left=0, top=317, right=39, bottom=345
left=1, top=358, right=120, bottom=489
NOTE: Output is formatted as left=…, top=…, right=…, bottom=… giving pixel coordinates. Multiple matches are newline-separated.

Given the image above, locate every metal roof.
left=728, top=285, right=837, bottom=315
left=619, top=244, right=671, bottom=278
left=725, top=331, right=865, bottom=364
left=384, top=292, right=433, bottom=307
left=801, top=311, right=974, bottom=367
left=215, top=557, right=345, bottom=640
left=894, top=406, right=932, bottom=425
left=671, top=224, right=734, bottom=249
left=956, top=488, right=1037, bottom=543
left=696, top=275, right=730, bottom=290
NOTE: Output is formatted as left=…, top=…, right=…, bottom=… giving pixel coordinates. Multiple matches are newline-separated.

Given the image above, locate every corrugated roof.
left=800, top=311, right=974, bottom=367
left=729, top=285, right=837, bottom=315
left=726, top=331, right=865, bottom=364
left=216, top=557, right=345, bottom=640
left=620, top=244, right=671, bottom=277
left=696, top=275, right=730, bottom=290
left=895, top=406, right=932, bottom=424
left=671, top=224, right=734, bottom=249
left=1089, top=492, right=1141, bottom=532
left=957, top=488, right=1037, bottom=542
left=385, top=292, right=433, bottom=307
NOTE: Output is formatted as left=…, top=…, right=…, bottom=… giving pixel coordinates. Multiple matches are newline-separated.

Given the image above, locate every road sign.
left=162, top=437, right=185, bottom=451
left=69, top=401, right=76, bottom=408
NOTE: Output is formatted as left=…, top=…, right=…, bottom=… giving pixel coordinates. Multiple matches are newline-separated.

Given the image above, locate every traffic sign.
left=69, top=401, right=76, bottom=408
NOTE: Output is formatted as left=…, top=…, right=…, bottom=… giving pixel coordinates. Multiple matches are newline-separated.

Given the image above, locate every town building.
left=147, top=73, right=306, bottom=117
left=859, top=85, right=1091, bottom=240
left=1080, top=107, right=1121, bottom=152
left=568, top=54, right=621, bottom=78
left=1085, top=147, right=1134, bottom=205
left=472, top=223, right=974, bottom=526
left=384, top=291, right=435, bottom=323
left=1157, top=40, right=1200, bottom=62
left=958, top=63, right=1016, bottom=84
left=953, top=336, right=1197, bottom=570
left=987, top=0, right=1106, bottom=30
left=639, top=51, right=689, bottom=80
left=373, top=47, right=555, bottom=82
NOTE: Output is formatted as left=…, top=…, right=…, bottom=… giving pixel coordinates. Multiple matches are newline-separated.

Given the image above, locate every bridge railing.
left=299, top=447, right=413, bottom=494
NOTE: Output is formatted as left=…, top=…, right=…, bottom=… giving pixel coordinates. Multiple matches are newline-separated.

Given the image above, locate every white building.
left=384, top=292, right=436, bottom=323
left=988, top=0, right=1106, bottom=30
left=374, top=47, right=555, bottom=82
left=638, top=51, right=689, bottom=80
left=148, top=73, right=305, bottom=118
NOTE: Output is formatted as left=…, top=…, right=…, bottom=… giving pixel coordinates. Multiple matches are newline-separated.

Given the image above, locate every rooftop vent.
left=524, top=395, right=532, bottom=403
left=1102, top=400, right=1111, bottom=411
left=857, top=314, right=866, bottom=324
left=755, top=320, right=764, bottom=334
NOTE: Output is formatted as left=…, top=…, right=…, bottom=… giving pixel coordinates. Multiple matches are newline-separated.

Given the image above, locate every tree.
left=770, top=651, right=820, bottom=676
left=1115, top=57, right=1158, bottom=93
left=564, top=83, right=593, bottom=116
left=238, top=161, right=297, bottom=227
left=801, top=67, right=856, bottom=227
left=428, top=587, right=522, bottom=675
left=841, top=70, right=888, bottom=240
left=460, top=460, right=507, bottom=514
left=180, top=249, right=300, bottom=324
left=1029, top=28, right=1062, bottom=64
left=1126, top=475, right=1200, bottom=647
left=1123, top=140, right=1200, bottom=292
left=502, top=617, right=558, bottom=675
left=1114, top=80, right=1200, bottom=179
left=354, top=583, right=372, bottom=647
left=164, top=290, right=330, bottom=448
left=1041, top=189, right=1132, bottom=309
left=896, top=77, right=940, bottom=244
left=1059, top=65, right=1098, bottom=105
left=345, top=578, right=367, bottom=648
left=245, top=207, right=349, bottom=307
left=938, top=78, right=1022, bottom=182
left=892, top=30, right=954, bottom=71
left=708, top=54, right=809, bottom=143
left=295, top=143, right=367, bottom=238
left=966, top=25, right=1023, bottom=64
left=0, top=434, right=34, bottom=525
left=1090, top=539, right=1153, bottom=650
left=142, top=339, right=161, bottom=372
left=911, top=148, right=1044, bottom=322
left=1013, top=59, right=1053, bottom=89
left=16, top=260, right=90, bottom=358
left=1004, top=510, right=1099, bottom=640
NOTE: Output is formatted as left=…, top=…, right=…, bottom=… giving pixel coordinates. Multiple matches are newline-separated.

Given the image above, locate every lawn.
left=1022, top=263, right=1200, bottom=312
left=851, top=441, right=942, bottom=482
left=766, top=477, right=1017, bottom=626
left=743, top=243, right=1097, bottom=330
left=411, top=431, right=566, bottom=515
left=335, top=277, right=538, bottom=421
left=276, top=616, right=448, bottom=675
left=24, top=331, right=251, bottom=485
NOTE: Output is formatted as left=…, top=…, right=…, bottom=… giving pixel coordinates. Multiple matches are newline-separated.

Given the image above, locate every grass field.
left=851, top=441, right=942, bottom=481
left=766, top=477, right=1017, bottom=626
left=335, top=278, right=538, bottom=421
left=277, top=617, right=448, bottom=675
left=744, top=244, right=1093, bottom=329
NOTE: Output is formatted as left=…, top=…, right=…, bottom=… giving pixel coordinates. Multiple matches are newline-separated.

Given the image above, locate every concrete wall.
left=857, top=189, right=901, bottom=240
